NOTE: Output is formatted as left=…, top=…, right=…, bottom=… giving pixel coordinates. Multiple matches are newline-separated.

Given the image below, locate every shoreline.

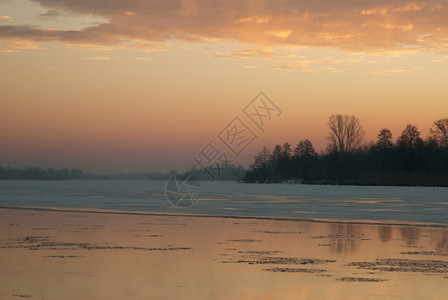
left=2, top=205, right=448, bottom=229
left=2, top=177, right=448, bottom=188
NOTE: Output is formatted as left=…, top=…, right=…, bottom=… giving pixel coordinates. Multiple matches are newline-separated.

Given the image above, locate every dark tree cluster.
left=243, top=116, right=448, bottom=186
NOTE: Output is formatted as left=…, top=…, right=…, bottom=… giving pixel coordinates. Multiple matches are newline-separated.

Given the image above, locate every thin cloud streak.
left=371, top=69, right=413, bottom=75
left=83, top=56, right=110, bottom=60
left=215, top=48, right=295, bottom=61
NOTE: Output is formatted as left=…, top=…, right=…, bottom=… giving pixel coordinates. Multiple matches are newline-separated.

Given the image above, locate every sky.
left=1, top=0, right=448, bottom=173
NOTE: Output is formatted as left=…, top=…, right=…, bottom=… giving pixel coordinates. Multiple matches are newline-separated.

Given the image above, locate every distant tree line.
left=0, top=167, right=85, bottom=180
left=0, top=166, right=180, bottom=180
left=0, top=165, right=245, bottom=181
left=180, top=164, right=246, bottom=181
left=243, top=116, right=448, bottom=186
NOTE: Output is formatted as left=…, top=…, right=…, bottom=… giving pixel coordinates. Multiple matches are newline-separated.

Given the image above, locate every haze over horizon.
left=1, top=0, right=448, bottom=173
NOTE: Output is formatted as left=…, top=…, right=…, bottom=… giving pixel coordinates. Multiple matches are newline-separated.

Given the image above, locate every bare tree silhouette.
left=398, top=124, right=423, bottom=172
left=252, top=146, right=271, bottom=183
left=377, top=128, right=393, bottom=172
left=293, top=139, right=317, bottom=180
left=328, top=114, right=365, bottom=153
left=430, top=118, right=448, bottom=149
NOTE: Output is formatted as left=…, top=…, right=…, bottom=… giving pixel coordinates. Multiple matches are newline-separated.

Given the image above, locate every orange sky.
left=1, top=0, right=448, bottom=172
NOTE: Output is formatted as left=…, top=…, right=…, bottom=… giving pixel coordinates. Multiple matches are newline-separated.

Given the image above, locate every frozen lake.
left=0, top=180, right=447, bottom=224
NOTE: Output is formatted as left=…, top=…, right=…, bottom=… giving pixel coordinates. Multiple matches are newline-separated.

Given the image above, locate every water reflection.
left=378, top=226, right=392, bottom=242
left=329, top=223, right=362, bottom=255
left=430, top=229, right=448, bottom=252
left=3, top=208, right=448, bottom=300
left=400, top=227, right=420, bottom=246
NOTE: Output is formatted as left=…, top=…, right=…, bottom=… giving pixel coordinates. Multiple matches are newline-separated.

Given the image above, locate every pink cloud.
left=0, top=0, right=447, bottom=52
